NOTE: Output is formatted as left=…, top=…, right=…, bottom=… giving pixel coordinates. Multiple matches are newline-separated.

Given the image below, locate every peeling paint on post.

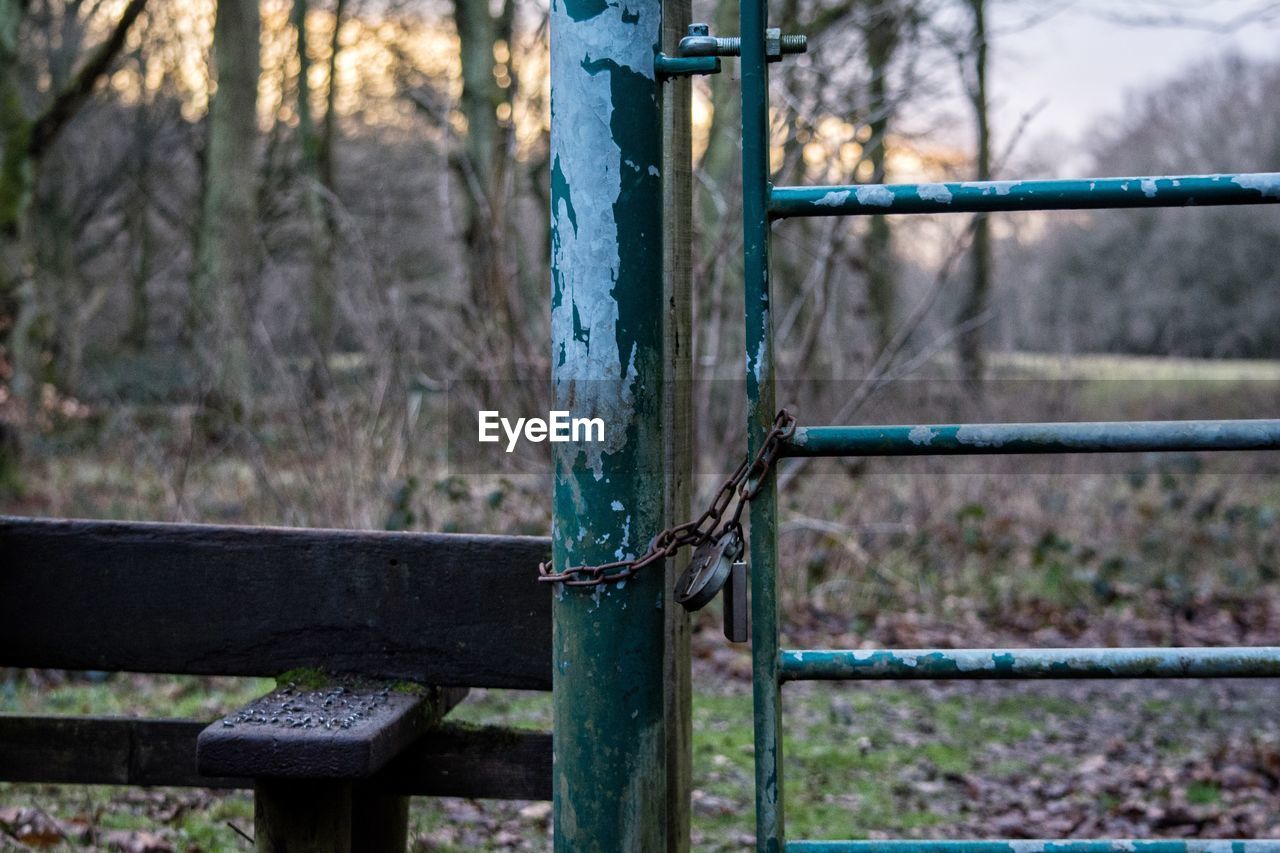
left=549, top=0, right=667, bottom=845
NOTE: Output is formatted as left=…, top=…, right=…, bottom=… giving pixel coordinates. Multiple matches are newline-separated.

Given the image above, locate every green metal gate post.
left=549, top=0, right=670, bottom=846
left=738, top=0, right=785, bottom=848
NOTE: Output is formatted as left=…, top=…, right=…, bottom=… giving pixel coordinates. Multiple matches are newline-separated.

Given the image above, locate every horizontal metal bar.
left=783, top=419, right=1280, bottom=458
left=768, top=173, right=1280, bottom=218
left=788, top=843, right=1280, bottom=853
left=779, top=647, right=1280, bottom=682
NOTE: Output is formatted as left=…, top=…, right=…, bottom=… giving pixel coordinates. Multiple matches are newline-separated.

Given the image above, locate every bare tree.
left=291, top=0, right=339, bottom=384
left=451, top=0, right=521, bottom=357
left=862, top=0, right=909, bottom=353
left=190, top=0, right=260, bottom=410
left=1021, top=54, right=1280, bottom=358
left=955, top=0, right=991, bottom=382
left=0, top=0, right=148, bottom=488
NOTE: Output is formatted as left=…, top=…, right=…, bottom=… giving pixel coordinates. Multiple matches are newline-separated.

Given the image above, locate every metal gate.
left=728, top=0, right=1280, bottom=849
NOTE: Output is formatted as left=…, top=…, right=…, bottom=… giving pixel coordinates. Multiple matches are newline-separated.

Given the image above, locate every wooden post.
left=662, top=0, right=694, bottom=847
left=254, top=781, right=352, bottom=853
left=351, top=786, right=409, bottom=852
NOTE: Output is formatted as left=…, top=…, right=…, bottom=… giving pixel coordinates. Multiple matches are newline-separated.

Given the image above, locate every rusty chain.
left=538, top=409, right=797, bottom=587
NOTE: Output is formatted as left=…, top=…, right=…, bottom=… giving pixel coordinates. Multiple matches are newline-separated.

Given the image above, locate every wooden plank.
left=0, top=516, right=552, bottom=690
left=0, top=715, right=550, bottom=801
left=0, top=715, right=246, bottom=788
left=198, top=683, right=466, bottom=779
left=378, top=723, right=552, bottom=802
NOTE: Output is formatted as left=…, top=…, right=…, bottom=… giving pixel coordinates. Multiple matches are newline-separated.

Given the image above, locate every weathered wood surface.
left=351, top=786, right=410, bottom=853
left=0, top=516, right=552, bottom=689
left=0, top=715, right=246, bottom=788
left=198, top=683, right=466, bottom=779
left=254, top=780, right=352, bottom=853
left=379, top=723, right=553, bottom=801
left=0, top=715, right=551, bottom=800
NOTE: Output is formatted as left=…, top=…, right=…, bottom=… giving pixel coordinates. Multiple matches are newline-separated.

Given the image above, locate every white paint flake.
left=549, top=0, right=658, bottom=479
left=917, top=183, right=953, bottom=204
left=1008, top=843, right=1047, bottom=853
left=855, top=185, right=895, bottom=208
left=954, top=425, right=1003, bottom=448
left=1140, top=178, right=1158, bottom=198
left=908, top=425, right=938, bottom=446
left=813, top=189, right=851, bottom=207
left=955, top=652, right=998, bottom=672
left=1186, top=843, right=1236, bottom=853
left=1234, top=173, right=1280, bottom=199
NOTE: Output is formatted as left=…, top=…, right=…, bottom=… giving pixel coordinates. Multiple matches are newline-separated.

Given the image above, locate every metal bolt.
left=678, top=25, right=804, bottom=61
left=780, top=34, right=807, bottom=54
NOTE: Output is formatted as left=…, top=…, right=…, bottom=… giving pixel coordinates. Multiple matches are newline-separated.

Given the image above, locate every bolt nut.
left=764, top=27, right=807, bottom=61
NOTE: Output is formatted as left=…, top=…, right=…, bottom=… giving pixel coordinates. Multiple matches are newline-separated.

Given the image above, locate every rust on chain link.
left=538, top=410, right=797, bottom=587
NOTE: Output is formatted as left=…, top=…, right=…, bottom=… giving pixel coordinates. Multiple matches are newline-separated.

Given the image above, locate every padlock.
left=674, top=528, right=742, bottom=612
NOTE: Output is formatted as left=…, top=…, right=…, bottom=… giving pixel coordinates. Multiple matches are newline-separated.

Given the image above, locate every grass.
left=686, top=685, right=1092, bottom=847
left=1, top=674, right=1098, bottom=849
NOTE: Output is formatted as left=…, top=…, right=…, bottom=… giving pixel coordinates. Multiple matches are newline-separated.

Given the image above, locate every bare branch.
left=28, top=0, right=148, bottom=160
left=1085, top=0, right=1280, bottom=32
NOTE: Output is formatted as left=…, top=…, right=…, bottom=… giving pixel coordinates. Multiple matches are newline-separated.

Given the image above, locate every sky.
left=986, top=0, right=1278, bottom=173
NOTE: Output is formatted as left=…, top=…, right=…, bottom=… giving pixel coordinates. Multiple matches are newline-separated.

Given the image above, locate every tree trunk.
left=292, top=0, right=336, bottom=380
left=0, top=0, right=146, bottom=489
left=451, top=0, right=517, bottom=359
left=190, top=0, right=260, bottom=411
left=864, top=2, right=900, bottom=354
left=958, top=0, right=991, bottom=383
left=1, top=0, right=34, bottom=430
left=124, top=93, right=153, bottom=351
left=317, top=0, right=344, bottom=192
left=696, top=0, right=740, bottom=227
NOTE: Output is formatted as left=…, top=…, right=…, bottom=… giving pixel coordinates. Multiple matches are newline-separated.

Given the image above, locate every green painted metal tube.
left=779, top=647, right=1280, bottom=682
left=654, top=53, right=720, bottom=77
left=788, top=842, right=1280, bottom=853
left=549, top=0, right=668, bottom=847
left=768, top=173, right=1280, bottom=219
left=784, top=419, right=1280, bottom=458
left=738, top=0, right=784, bottom=847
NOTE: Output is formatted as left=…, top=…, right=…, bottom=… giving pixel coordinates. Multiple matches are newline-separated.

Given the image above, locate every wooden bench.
left=0, top=516, right=552, bottom=852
